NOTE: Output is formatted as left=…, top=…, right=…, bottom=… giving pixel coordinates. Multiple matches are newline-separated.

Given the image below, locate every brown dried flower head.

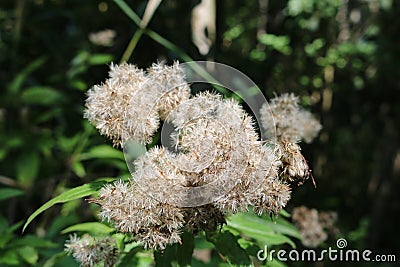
left=83, top=62, right=322, bottom=251
left=65, top=234, right=118, bottom=267
left=260, top=93, right=322, bottom=143
left=292, top=206, right=338, bottom=248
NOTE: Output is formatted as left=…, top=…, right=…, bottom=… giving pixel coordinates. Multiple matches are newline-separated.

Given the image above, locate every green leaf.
left=21, top=86, right=63, bottom=106
left=12, top=235, right=57, bottom=248
left=177, top=231, right=194, bottom=266
left=234, top=212, right=301, bottom=239
left=16, top=151, right=39, bottom=188
left=279, top=209, right=291, bottom=218
left=8, top=57, right=46, bottom=94
left=0, top=250, right=20, bottom=265
left=194, top=234, right=214, bottom=249
left=69, top=79, right=87, bottom=91
left=17, top=246, right=38, bottom=265
left=42, top=251, right=68, bottom=267
left=0, top=233, right=13, bottom=248
left=226, top=213, right=299, bottom=247
left=79, top=145, right=124, bottom=161
left=7, top=221, right=24, bottom=235
left=153, top=232, right=194, bottom=267
left=0, top=188, right=24, bottom=201
left=88, top=54, right=114, bottom=65
left=113, top=0, right=142, bottom=26
left=61, top=222, right=115, bottom=235
left=23, top=179, right=111, bottom=232
left=154, top=246, right=176, bottom=267
left=206, top=230, right=251, bottom=265
left=72, top=161, right=86, bottom=178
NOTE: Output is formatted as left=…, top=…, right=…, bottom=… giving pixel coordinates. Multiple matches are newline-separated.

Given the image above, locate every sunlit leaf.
left=226, top=212, right=299, bottom=247
left=88, top=54, right=114, bottom=65
left=61, top=222, right=115, bottom=235
left=72, top=161, right=86, bottom=178
left=23, top=179, right=112, bottom=232
left=79, top=145, right=124, bottom=161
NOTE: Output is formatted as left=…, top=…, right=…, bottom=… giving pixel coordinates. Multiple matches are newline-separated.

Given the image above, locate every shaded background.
left=0, top=0, right=399, bottom=266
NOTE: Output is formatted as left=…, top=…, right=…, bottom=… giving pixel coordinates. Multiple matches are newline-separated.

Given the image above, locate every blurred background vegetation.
left=0, top=0, right=399, bottom=266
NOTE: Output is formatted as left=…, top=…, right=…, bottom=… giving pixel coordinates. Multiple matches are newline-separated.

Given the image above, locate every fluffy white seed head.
left=98, top=180, right=184, bottom=250
left=65, top=234, right=118, bottom=267
left=260, top=93, right=322, bottom=143
left=84, top=63, right=160, bottom=145
left=85, top=63, right=318, bottom=252
left=148, top=62, right=191, bottom=120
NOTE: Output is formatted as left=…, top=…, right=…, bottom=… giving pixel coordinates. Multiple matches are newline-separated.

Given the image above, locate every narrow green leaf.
left=0, top=233, right=13, bottom=248
left=230, top=212, right=301, bottom=238
left=12, top=235, right=57, bottom=248
left=8, top=221, right=24, bottom=234
left=279, top=209, right=291, bottom=218
left=8, top=57, right=46, bottom=94
left=88, top=54, right=114, bottom=65
left=226, top=213, right=298, bottom=247
left=226, top=222, right=289, bottom=247
left=23, top=180, right=110, bottom=232
left=72, top=161, right=86, bottom=178
left=21, top=86, right=63, bottom=106
left=69, top=79, right=87, bottom=91
left=113, top=0, right=142, bottom=26
left=0, top=188, right=24, bottom=201
left=61, top=222, right=115, bottom=235
left=17, top=151, right=39, bottom=188
left=79, top=145, right=124, bottom=161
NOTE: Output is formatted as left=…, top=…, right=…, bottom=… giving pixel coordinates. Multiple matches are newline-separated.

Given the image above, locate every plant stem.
left=120, top=29, right=144, bottom=63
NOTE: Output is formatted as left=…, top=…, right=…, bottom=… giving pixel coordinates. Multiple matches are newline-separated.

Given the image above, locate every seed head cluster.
left=82, top=62, right=322, bottom=251
left=84, top=62, right=190, bottom=146
left=260, top=94, right=322, bottom=185
left=292, top=206, right=338, bottom=248
left=65, top=234, right=118, bottom=267
left=260, top=93, right=322, bottom=144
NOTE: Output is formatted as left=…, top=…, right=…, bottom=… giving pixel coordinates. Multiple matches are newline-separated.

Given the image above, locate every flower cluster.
left=260, top=94, right=322, bottom=185
left=65, top=234, right=118, bottom=267
left=84, top=62, right=190, bottom=146
left=260, top=93, right=322, bottom=144
left=292, top=206, right=338, bottom=248
left=82, top=62, right=322, bottom=251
